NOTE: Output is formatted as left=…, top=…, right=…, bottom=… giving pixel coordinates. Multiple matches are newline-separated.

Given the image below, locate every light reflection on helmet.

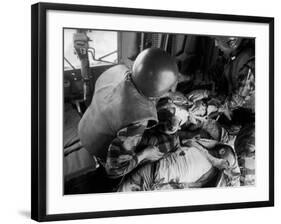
left=131, top=48, right=179, bottom=98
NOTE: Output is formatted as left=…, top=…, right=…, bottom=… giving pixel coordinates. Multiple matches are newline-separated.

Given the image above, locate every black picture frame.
left=31, top=2, right=274, bottom=222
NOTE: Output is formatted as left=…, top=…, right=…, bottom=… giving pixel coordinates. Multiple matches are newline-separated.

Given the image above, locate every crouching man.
left=78, top=48, right=179, bottom=191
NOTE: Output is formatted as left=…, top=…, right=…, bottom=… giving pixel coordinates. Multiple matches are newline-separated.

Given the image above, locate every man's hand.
left=137, top=146, right=164, bottom=163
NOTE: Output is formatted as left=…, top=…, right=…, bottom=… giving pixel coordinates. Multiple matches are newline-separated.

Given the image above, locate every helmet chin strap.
left=128, top=72, right=147, bottom=97
left=147, top=94, right=168, bottom=102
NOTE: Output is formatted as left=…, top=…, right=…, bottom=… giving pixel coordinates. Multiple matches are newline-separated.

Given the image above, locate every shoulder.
left=95, top=64, right=130, bottom=90
left=236, top=47, right=255, bottom=70
left=105, top=64, right=130, bottom=75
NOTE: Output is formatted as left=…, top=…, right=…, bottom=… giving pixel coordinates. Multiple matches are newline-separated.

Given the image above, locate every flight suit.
left=78, top=64, right=158, bottom=179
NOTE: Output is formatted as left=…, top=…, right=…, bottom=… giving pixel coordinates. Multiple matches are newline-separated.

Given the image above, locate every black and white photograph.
left=0, top=0, right=279, bottom=223
left=30, top=2, right=274, bottom=221
left=63, top=29, right=256, bottom=194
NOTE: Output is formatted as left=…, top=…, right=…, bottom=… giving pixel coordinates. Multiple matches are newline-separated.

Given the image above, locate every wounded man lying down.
left=118, top=139, right=240, bottom=191
left=118, top=97, right=241, bottom=192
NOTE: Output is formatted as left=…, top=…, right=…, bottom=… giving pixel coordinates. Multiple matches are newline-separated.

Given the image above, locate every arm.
left=105, top=121, right=163, bottom=178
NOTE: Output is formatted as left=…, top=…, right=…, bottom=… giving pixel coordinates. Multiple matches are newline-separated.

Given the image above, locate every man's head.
left=214, top=36, right=243, bottom=55
left=213, top=144, right=237, bottom=168
left=131, top=48, right=179, bottom=98
left=156, top=96, right=188, bottom=134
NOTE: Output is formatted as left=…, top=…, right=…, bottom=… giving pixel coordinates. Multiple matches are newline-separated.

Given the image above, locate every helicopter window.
left=64, top=29, right=118, bottom=70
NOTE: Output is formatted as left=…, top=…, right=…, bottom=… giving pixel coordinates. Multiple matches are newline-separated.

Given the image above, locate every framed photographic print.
left=31, top=2, right=274, bottom=222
